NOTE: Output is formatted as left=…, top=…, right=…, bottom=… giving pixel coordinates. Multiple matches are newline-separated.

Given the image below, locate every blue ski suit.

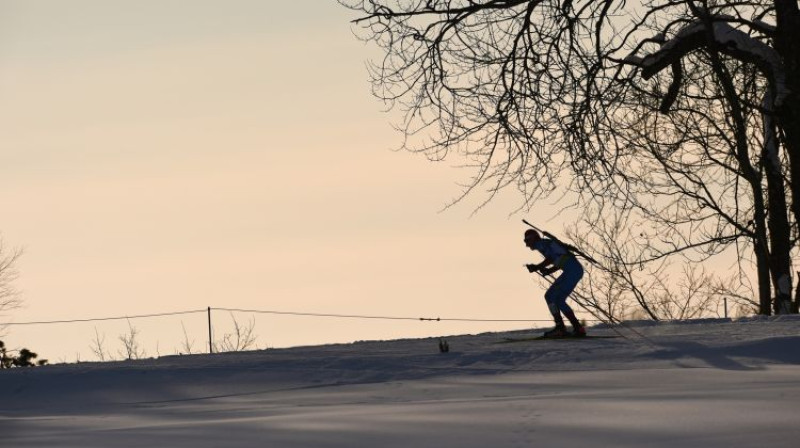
left=533, top=239, right=584, bottom=321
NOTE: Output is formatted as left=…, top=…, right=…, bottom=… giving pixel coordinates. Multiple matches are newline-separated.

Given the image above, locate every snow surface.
left=2, top=317, right=800, bottom=447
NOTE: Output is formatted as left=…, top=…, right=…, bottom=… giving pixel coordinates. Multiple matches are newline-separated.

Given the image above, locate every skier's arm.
left=525, top=259, right=555, bottom=274
left=539, top=264, right=559, bottom=276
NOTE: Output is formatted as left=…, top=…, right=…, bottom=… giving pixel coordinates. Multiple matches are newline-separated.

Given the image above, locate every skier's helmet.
left=524, top=229, right=540, bottom=246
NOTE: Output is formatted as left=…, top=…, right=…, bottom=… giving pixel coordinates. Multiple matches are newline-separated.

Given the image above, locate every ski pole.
left=530, top=269, right=647, bottom=342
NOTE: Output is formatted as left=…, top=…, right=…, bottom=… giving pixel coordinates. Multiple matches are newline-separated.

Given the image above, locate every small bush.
left=0, top=340, right=48, bottom=368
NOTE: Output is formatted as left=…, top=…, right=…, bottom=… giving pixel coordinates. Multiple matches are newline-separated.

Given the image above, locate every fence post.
left=208, top=306, right=213, bottom=354
left=724, top=297, right=728, bottom=319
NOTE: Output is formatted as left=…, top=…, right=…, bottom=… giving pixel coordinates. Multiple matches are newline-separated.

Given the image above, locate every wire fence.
left=0, top=309, right=208, bottom=326
left=0, top=306, right=571, bottom=360
left=1, top=307, right=568, bottom=328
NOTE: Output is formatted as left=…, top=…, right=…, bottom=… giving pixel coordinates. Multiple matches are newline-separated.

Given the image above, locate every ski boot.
left=571, top=326, right=587, bottom=338
left=543, top=325, right=568, bottom=339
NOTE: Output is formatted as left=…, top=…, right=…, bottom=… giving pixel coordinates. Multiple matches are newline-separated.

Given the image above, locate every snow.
left=3, top=317, right=800, bottom=447
left=639, top=19, right=789, bottom=109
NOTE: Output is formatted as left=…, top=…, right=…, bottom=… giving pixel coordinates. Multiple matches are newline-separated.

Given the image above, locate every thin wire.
left=214, top=307, right=576, bottom=323
left=216, top=307, right=421, bottom=321
left=0, top=309, right=207, bottom=326
left=0, top=305, right=604, bottom=328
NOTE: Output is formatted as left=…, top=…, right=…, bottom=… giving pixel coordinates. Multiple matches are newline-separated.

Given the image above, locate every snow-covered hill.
left=3, top=317, right=800, bottom=447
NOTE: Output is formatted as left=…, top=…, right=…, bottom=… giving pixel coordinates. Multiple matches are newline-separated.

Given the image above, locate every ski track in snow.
left=2, top=317, right=800, bottom=447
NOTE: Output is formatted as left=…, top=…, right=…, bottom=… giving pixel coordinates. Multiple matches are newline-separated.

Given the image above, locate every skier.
left=524, top=229, right=587, bottom=338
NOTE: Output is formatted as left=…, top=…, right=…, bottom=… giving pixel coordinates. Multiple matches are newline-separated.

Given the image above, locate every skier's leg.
left=544, top=277, right=563, bottom=323
left=545, top=296, right=565, bottom=327
left=560, top=304, right=582, bottom=330
left=542, top=286, right=569, bottom=338
left=551, top=261, right=585, bottom=332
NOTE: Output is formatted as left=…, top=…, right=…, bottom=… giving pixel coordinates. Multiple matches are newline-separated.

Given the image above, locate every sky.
left=0, top=0, right=567, bottom=361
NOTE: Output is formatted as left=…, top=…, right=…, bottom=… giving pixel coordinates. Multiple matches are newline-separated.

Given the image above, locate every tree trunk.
left=773, top=1, right=800, bottom=313
left=753, top=208, right=774, bottom=316
left=763, top=92, right=794, bottom=315
left=707, top=49, right=773, bottom=314
left=794, top=272, right=800, bottom=313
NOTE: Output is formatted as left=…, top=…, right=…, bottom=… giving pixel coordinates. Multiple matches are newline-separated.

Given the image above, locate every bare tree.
left=566, top=206, right=757, bottom=321
left=591, top=50, right=781, bottom=316
left=117, top=320, right=146, bottom=360
left=625, top=1, right=797, bottom=315
left=90, top=327, right=112, bottom=362
left=341, top=0, right=800, bottom=315
left=179, top=321, right=196, bottom=355
left=213, top=314, right=257, bottom=353
left=0, top=239, right=23, bottom=336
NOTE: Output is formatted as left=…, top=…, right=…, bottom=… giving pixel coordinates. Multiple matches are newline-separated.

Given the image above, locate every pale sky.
left=0, top=1, right=566, bottom=361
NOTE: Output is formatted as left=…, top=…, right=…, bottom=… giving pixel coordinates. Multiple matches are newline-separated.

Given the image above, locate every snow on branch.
left=751, top=19, right=776, bottom=35
left=638, top=19, right=789, bottom=109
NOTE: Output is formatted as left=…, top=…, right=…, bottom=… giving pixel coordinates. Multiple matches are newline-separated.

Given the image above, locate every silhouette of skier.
left=524, top=229, right=586, bottom=338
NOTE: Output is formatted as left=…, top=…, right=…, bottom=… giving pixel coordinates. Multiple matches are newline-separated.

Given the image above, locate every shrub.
left=0, top=340, right=48, bottom=368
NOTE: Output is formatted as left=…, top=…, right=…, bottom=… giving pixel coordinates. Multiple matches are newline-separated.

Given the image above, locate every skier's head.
left=524, top=229, right=540, bottom=249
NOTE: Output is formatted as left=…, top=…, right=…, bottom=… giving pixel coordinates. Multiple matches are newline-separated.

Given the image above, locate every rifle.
left=522, top=219, right=600, bottom=266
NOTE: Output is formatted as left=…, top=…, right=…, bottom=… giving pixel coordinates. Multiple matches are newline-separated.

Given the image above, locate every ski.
left=498, top=335, right=620, bottom=343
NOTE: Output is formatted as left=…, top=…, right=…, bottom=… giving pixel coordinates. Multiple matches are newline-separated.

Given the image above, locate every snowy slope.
left=2, top=317, right=800, bottom=447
